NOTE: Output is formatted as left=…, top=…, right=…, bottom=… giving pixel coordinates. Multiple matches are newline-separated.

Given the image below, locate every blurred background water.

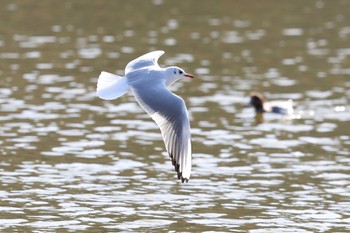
left=1, top=0, right=350, bottom=232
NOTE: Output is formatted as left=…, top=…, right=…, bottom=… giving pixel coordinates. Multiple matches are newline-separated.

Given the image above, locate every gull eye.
left=179, top=70, right=183, bottom=75
left=174, top=70, right=176, bottom=74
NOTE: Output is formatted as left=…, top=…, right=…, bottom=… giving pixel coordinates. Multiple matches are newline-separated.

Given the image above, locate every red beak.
left=184, top=73, right=195, bottom=79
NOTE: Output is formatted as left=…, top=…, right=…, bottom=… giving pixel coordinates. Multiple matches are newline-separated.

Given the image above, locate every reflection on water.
left=1, top=0, right=350, bottom=232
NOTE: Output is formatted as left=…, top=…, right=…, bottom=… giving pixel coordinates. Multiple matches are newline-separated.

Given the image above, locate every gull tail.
left=96, top=71, right=129, bottom=100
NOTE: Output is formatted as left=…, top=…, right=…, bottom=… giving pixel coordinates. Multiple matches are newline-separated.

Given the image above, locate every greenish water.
left=1, top=0, right=350, bottom=232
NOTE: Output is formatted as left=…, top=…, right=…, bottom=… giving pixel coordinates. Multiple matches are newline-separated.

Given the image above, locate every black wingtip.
left=169, top=153, right=189, bottom=183
left=180, top=177, right=189, bottom=183
left=175, top=163, right=180, bottom=172
left=178, top=171, right=189, bottom=183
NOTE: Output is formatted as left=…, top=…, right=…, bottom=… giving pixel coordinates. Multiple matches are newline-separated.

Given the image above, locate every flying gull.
left=97, top=50, right=194, bottom=183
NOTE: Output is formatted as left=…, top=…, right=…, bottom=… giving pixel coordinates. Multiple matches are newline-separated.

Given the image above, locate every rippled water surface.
left=1, top=0, right=350, bottom=232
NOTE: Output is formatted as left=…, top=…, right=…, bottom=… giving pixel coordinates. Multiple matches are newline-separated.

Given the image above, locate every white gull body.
left=97, top=50, right=194, bottom=183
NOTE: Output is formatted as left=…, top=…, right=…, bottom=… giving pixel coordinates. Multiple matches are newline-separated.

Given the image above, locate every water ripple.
left=1, top=1, right=350, bottom=232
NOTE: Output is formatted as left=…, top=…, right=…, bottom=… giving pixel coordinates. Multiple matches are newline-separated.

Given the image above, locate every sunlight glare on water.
left=0, top=0, right=350, bottom=232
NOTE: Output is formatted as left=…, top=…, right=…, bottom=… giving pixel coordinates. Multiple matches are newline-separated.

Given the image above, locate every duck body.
left=250, top=93, right=294, bottom=115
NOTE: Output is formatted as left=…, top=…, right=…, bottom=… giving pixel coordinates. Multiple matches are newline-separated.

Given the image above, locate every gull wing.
left=131, top=85, right=192, bottom=182
left=97, top=71, right=129, bottom=100
left=125, top=50, right=165, bottom=75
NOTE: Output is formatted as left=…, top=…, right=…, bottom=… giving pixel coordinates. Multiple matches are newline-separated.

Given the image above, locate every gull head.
left=164, top=66, right=194, bottom=86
